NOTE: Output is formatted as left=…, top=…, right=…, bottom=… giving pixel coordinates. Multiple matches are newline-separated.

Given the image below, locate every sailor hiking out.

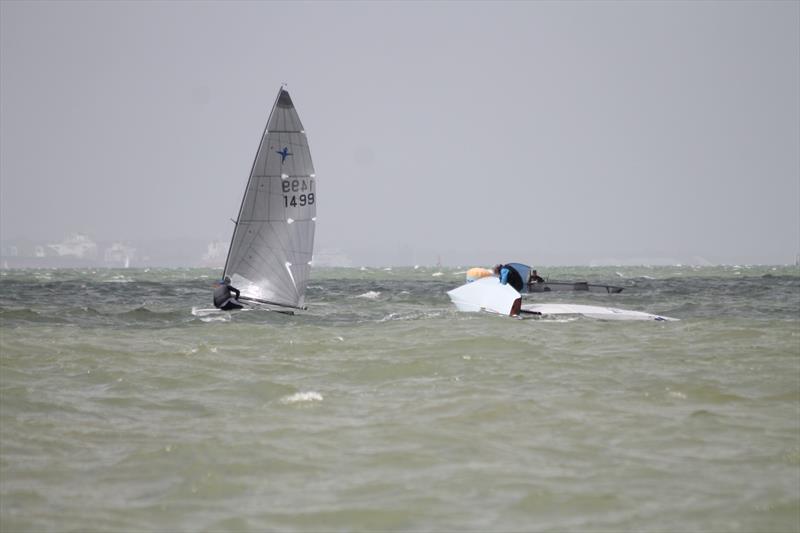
left=213, top=276, right=243, bottom=310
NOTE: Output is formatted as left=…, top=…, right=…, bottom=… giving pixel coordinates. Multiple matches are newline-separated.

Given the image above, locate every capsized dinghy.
left=447, top=277, right=676, bottom=321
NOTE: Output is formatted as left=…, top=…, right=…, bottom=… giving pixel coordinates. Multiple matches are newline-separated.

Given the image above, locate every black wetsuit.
left=213, top=283, right=243, bottom=310
left=500, top=264, right=525, bottom=292
left=530, top=273, right=545, bottom=283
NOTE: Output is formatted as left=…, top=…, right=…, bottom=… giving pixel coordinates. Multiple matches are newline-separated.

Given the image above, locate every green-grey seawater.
left=1, top=266, right=798, bottom=532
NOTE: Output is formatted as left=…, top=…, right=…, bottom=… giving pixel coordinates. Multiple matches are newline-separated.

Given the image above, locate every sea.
left=1, top=265, right=798, bottom=532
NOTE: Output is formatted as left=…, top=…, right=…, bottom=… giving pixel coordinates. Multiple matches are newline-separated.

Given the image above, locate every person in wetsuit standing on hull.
left=213, top=276, right=243, bottom=310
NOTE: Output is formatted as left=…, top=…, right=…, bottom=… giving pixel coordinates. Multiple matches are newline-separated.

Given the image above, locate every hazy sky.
left=1, top=1, right=798, bottom=265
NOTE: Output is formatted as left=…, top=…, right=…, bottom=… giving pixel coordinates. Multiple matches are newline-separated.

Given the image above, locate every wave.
left=102, top=275, right=134, bottom=283
left=377, top=310, right=446, bottom=322
left=280, top=391, right=323, bottom=404
left=0, top=307, right=70, bottom=324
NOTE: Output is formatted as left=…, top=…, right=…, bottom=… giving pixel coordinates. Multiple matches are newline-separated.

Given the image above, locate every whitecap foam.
left=191, top=307, right=231, bottom=322
left=356, top=291, right=381, bottom=300
left=280, top=391, right=323, bottom=404
left=104, top=276, right=133, bottom=283
left=199, top=315, right=230, bottom=323
left=378, top=310, right=445, bottom=322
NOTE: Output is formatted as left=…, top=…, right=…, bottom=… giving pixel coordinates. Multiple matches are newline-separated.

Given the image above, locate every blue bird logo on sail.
left=276, top=147, right=293, bottom=164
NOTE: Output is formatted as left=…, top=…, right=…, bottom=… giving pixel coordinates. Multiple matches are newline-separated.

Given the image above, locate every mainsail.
left=222, top=87, right=316, bottom=309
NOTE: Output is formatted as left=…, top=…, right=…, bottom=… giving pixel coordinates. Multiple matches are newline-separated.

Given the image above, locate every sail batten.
left=222, top=87, right=316, bottom=309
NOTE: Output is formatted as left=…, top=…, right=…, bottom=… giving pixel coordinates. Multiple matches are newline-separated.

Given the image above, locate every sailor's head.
left=222, top=276, right=231, bottom=284
left=532, top=270, right=538, bottom=274
left=493, top=264, right=502, bottom=274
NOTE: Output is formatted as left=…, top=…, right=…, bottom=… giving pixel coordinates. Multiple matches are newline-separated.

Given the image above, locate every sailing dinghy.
left=218, top=86, right=316, bottom=313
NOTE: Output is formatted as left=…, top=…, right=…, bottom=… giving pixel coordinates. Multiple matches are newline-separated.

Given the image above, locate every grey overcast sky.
left=1, top=0, right=798, bottom=265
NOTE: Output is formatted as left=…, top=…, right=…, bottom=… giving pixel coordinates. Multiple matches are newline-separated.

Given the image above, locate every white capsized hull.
left=447, top=278, right=677, bottom=321
left=447, top=277, right=521, bottom=316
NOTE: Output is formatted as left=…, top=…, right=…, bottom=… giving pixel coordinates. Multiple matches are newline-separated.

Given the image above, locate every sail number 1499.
left=282, top=178, right=315, bottom=208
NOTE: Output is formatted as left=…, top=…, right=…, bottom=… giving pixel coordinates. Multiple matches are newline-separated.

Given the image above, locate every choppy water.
left=1, top=266, right=798, bottom=532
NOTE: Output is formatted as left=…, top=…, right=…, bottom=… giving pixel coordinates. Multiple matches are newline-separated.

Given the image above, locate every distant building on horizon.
left=1, top=234, right=138, bottom=268
left=47, top=233, right=97, bottom=259
left=103, top=243, right=136, bottom=268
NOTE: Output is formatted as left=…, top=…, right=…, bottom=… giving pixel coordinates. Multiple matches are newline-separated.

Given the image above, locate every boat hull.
left=447, top=277, right=522, bottom=316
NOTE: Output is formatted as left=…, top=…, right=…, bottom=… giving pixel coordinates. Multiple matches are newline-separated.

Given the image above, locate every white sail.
left=223, top=87, right=316, bottom=309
